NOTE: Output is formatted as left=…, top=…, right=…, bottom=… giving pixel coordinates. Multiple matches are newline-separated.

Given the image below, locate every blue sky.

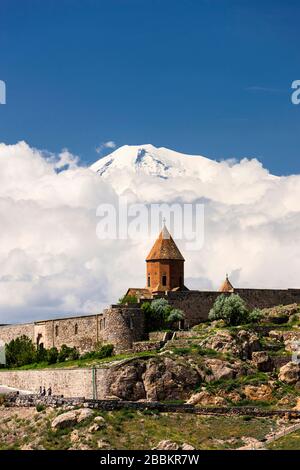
left=0, top=0, right=299, bottom=175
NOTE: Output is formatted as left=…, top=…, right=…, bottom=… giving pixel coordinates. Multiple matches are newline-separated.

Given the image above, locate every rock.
left=251, top=351, right=273, bottom=372
left=153, top=440, right=180, bottom=450
left=243, top=384, right=273, bottom=401
left=278, top=362, right=300, bottom=384
left=143, top=357, right=199, bottom=401
left=293, top=398, right=300, bottom=411
left=77, top=408, right=94, bottom=423
left=94, top=416, right=106, bottom=427
left=51, top=408, right=94, bottom=429
left=187, top=391, right=226, bottom=406
left=200, top=329, right=260, bottom=359
left=181, top=443, right=195, bottom=450
left=278, top=397, right=292, bottom=406
left=109, top=361, right=146, bottom=401
left=219, top=390, right=241, bottom=403
left=109, top=357, right=199, bottom=402
left=239, top=437, right=265, bottom=450
left=97, top=439, right=110, bottom=449
left=70, top=430, right=80, bottom=443
left=237, top=330, right=261, bottom=359
left=198, top=358, right=243, bottom=383
left=263, top=304, right=299, bottom=324
left=88, top=423, right=100, bottom=433
left=51, top=411, right=78, bottom=429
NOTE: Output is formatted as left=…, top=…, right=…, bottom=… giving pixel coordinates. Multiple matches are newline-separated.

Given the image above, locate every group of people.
left=39, top=386, right=52, bottom=396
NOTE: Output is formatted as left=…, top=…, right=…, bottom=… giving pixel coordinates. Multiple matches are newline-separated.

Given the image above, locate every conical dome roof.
left=219, top=274, right=234, bottom=292
left=146, top=225, right=185, bottom=261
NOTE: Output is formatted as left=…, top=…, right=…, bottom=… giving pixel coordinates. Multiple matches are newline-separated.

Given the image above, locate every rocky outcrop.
left=110, top=361, right=146, bottom=401
left=187, top=391, right=226, bottom=406
left=278, top=362, right=300, bottom=385
left=251, top=351, right=273, bottom=372
left=153, top=440, right=195, bottom=450
left=51, top=408, right=93, bottom=429
left=108, top=357, right=199, bottom=401
left=197, top=358, right=246, bottom=383
left=243, top=384, right=273, bottom=401
left=200, top=329, right=260, bottom=359
left=262, top=304, right=299, bottom=324
left=142, top=357, right=199, bottom=401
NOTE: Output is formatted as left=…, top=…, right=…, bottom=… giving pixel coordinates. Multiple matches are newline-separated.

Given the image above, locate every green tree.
left=47, top=347, right=58, bottom=364
left=208, top=294, right=249, bottom=326
left=57, top=344, right=79, bottom=362
left=142, top=298, right=184, bottom=331
left=5, top=335, right=37, bottom=367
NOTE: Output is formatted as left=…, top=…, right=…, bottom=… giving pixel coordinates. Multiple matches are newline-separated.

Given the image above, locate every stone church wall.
left=166, top=288, right=300, bottom=327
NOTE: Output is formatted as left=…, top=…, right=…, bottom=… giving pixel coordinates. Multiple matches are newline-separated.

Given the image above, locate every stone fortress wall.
left=1, top=288, right=300, bottom=353
left=0, top=305, right=146, bottom=355
left=166, top=288, right=300, bottom=327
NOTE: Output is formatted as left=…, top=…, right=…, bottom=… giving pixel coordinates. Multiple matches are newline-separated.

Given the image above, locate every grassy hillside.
left=0, top=405, right=278, bottom=450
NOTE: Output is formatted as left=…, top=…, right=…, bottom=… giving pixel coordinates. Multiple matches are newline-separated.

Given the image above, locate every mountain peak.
left=90, top=143, right=216, bottom=181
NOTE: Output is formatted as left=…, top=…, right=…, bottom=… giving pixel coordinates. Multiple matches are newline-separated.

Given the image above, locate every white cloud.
left=1, top=141, right=300, bottom=324
left=95, top=141, right=116, bottom=154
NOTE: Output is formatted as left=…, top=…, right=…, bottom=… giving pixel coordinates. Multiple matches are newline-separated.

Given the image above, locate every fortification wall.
left=41, top=315, right=99, bottom=353
left=0, top=305, right=146, bottom=355
left=0, top=367, right=111, bottom=399
left=166, top=288, right=300, bottom=328
left=0, top=323, right=34, bottom=344
left=100, top=305, right=146, bottom=354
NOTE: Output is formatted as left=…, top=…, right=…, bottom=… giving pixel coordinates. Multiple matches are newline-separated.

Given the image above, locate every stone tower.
left=146, top=225, right=185, bottom=293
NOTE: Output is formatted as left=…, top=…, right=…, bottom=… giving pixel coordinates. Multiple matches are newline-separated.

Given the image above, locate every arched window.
left=75, top=323, right=78, bottom=335
left=162, top=275, right=167, bottom=286
left=55, top=325, right=59, bottom=337
left=147, top=275, right=151, bottom=287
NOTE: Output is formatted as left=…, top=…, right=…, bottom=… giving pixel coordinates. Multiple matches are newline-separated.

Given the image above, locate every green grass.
left=267, top=429, right=300, bottom=450
left=0, top=350, right=158, bottom=371
left=0, top=407, right=279, bottom=450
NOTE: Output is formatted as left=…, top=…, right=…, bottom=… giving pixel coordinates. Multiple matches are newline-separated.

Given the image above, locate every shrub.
left=208, top=294, right=249, bottom=326
left=118, top=294, right=138, bottom=304
left=142, top=299, right=184, bottom=331
left=36, top=347, right=48, bottom=363
left=57, top=345, right=79, bottom=362
left=36, top=404, right=45, bottom=412
left=80, top=343, right=114, bottom=360
left=47, top=347, right=59, bottom=364
left=248, top=308, right=263, bottom=323
left=5, top=336, right=37, bottom=367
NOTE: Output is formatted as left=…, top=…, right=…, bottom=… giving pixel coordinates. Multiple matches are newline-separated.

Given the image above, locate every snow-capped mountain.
left=90, top=144, right=218, bottom=180
left=90, top=144, right=275, bottom=205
